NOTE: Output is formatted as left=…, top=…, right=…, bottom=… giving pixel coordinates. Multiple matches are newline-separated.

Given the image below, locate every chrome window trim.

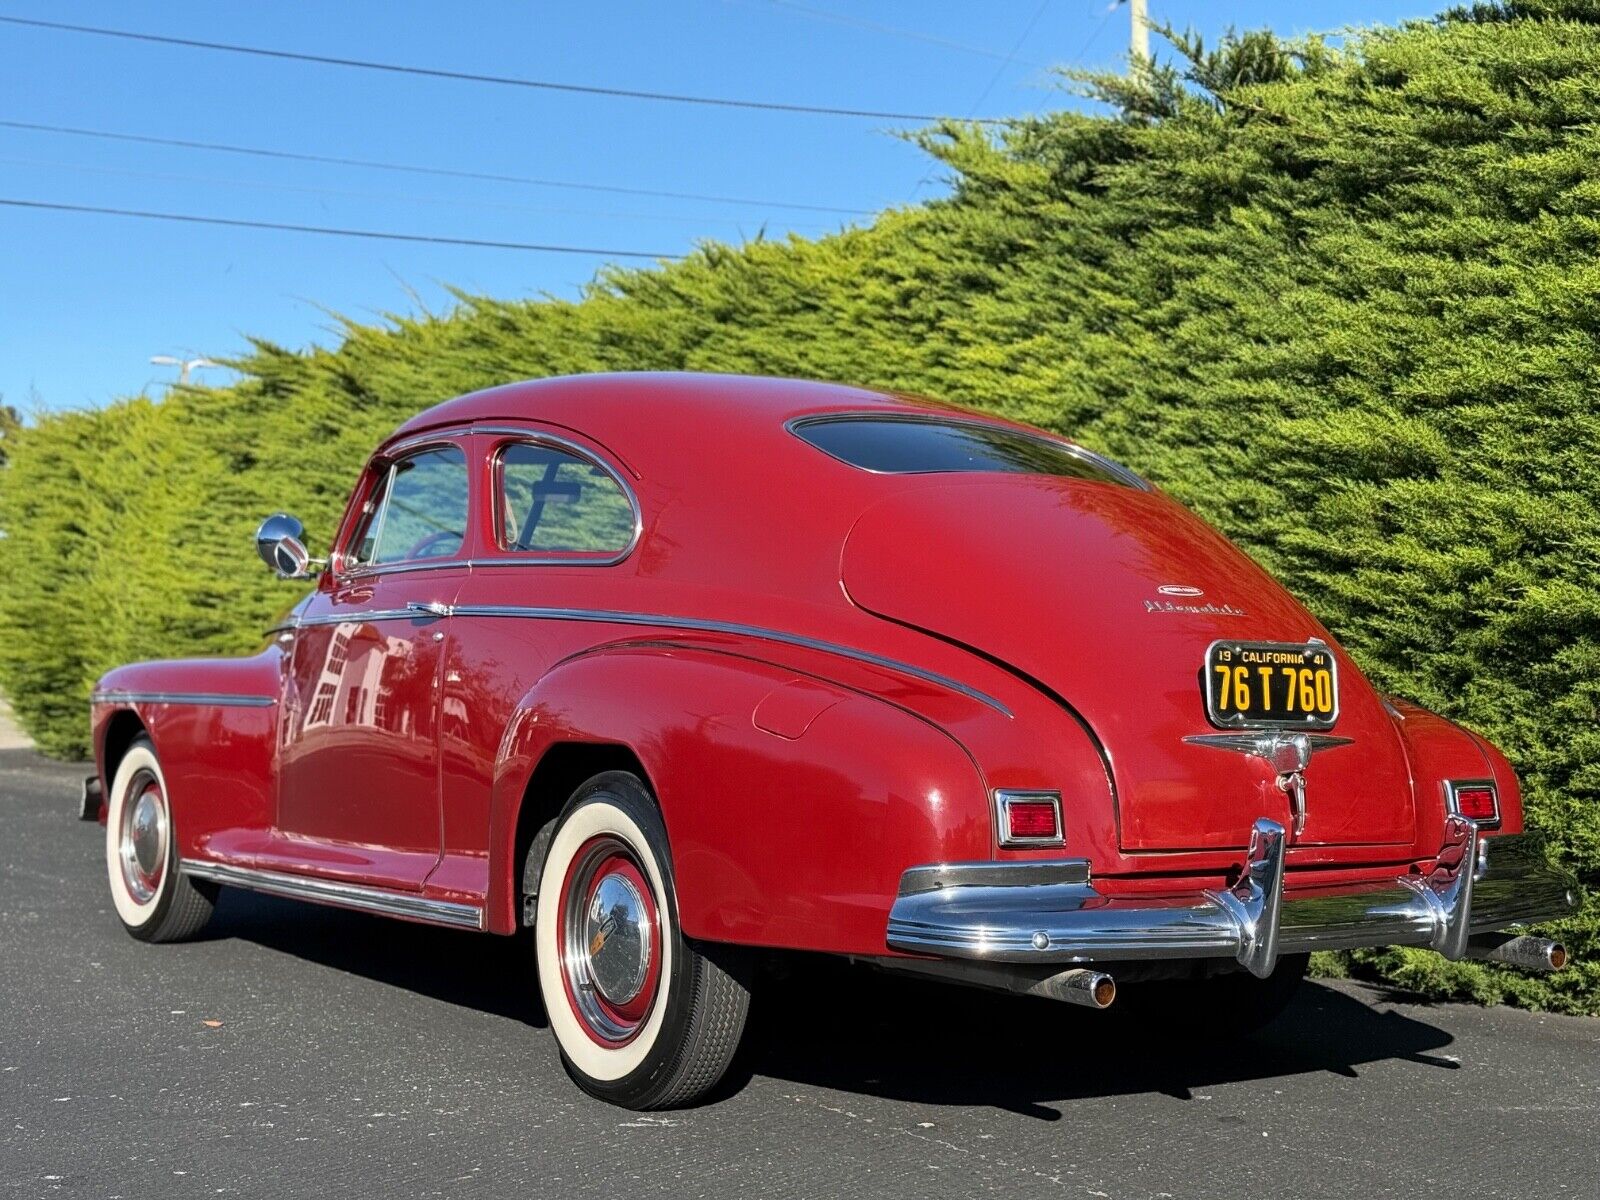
left=1444, top=778, right=1501, bottom=831
left=785, top=411, right=1151, bottom=491
left=339, top=437, right=471, bottom=579
left=993, top=788, right=1065, bottom=848
left=90, top=691, right=276, bottom=708
left=284, top=603, right=1010, bottom=715
left=180, top=859, right=485, bottom=930
left=477, top=426, right=643, bottom=566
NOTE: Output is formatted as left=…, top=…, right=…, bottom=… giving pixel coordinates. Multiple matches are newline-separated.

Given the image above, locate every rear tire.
left=105, top=738, right=216, bottom=943
left=532, top=771, right=750, bottom=1109
left=1121, top=954, right=1309, bottom=1040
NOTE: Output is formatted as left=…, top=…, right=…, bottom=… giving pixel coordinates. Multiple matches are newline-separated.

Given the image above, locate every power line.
left=964, top=0, right=1054, bottom=118
left=908, top=0, right=1052, bottom=200
left=0, top=15, right=1011, bottom=124
left=0, top=118, right=872, bottom=216
left=0, top=197, right=681, bottom=259
left=0, top=154, right=835, bottom=231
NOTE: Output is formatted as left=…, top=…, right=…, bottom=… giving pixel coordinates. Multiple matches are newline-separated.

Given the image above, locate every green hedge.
left=2, top=0, right=1595, bottom=1010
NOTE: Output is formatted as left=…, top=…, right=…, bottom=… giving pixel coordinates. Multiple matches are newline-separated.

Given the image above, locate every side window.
left=347, top=445, right=469, bottom=568
left=496, top=442, right=635, bottom=556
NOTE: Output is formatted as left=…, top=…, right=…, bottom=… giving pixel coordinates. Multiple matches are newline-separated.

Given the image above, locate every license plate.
left=1203, top=640, right=1339, bottom=729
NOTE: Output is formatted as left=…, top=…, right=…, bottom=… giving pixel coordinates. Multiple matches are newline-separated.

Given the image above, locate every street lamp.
left=150, top=355, right=219, bottom=386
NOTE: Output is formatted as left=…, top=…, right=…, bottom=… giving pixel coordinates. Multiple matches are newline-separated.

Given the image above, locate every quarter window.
left=495, top=442, right=635, bottom=556
left=348, top=444, right=469, bottom=567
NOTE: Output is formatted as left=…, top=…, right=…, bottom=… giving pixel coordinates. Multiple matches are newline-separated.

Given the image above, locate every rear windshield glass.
left=794, top=417, right=1141, bottom=487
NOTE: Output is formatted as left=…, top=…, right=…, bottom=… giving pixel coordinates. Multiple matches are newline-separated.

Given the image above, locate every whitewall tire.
left=533, top=771, right=750, bottom=1109
left=105, top=738, right=216, bottom=942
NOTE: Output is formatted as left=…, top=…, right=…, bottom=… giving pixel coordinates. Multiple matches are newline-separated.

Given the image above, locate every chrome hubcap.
left=560, top=837, right=660, bottom=1045
left=585, top=873, right=651, bottom=1005
left=119, top=774, right=167, bottom=903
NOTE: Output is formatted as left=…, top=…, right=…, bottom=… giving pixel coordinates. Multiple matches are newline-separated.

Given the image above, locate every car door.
left=432, top=428, right=643, bottom=897
left=277, top=437, right=474, bottom=891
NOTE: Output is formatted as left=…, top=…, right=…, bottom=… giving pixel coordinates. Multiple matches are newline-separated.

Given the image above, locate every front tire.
left=533, top=771, right=750, bottom=1109
left=104, top=738, right=216, bottom=942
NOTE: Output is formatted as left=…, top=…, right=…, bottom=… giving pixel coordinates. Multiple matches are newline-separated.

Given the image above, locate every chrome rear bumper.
left=886, top=817, right=1578, bottom=979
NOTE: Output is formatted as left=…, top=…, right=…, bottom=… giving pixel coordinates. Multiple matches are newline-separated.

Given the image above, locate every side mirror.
left=255, top=513, right=321, bottom=580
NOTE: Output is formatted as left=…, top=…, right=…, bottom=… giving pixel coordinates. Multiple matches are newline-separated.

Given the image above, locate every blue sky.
left=1, top=1, right=1435, bottom=412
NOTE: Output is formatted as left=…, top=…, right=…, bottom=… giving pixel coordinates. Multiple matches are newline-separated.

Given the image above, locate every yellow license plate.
left=1204, top=641, right=1339, bottom=729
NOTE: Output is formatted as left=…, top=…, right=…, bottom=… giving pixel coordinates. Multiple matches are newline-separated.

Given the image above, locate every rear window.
left=793, top=417, right=1142, bottom=487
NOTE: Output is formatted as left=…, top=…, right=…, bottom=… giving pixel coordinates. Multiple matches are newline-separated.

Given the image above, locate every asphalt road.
left=3, top=748, right=1596, bottom=1199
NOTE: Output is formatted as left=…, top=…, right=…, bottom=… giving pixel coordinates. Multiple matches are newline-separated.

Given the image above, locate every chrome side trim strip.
left=90, top=691, right=277, bottom=708
left=449, top=605, right=1012, bottom=716
left=179, top=860, right=485, bottom=930
left=283, top=604, right=1010, bottom=714
left=292, top=608, right=429, bottom=628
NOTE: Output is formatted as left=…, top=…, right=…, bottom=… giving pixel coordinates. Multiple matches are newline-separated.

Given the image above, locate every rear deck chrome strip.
left=179, top=860, right=485, bottom=930
left=91, top=691, right=277, bottom=708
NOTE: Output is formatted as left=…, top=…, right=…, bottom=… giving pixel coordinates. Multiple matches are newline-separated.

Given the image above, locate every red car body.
left=88, top=373, right=1576, bottom=1107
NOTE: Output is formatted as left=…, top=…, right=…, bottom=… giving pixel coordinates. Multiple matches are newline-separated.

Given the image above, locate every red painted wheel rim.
left=556, top=835, right=663, bottom=1047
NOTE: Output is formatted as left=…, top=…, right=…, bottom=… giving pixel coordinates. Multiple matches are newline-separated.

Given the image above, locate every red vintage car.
left=87, top=373, right=1576, bottom=1108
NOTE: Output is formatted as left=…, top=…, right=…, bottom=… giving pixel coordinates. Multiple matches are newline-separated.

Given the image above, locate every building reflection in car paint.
left=298, top=621, right=420, bottom=734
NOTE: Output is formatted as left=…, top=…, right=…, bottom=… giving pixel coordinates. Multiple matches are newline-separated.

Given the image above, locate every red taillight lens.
left=1453, top=785, right=1498, bottom=823
left=1007, top=802, right=1058, bottom=839
left=998, top=792, right=1062, bottom=845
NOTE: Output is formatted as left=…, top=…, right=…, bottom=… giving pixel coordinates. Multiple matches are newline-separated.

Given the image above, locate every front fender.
left=487, top=643, right=992, bottom=953
left=91, top=650, right=283, bottom=856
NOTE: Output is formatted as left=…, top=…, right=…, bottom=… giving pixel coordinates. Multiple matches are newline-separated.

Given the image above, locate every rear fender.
left=488, top=643, right=992, bottom=951
left=1386, top=697, right=1523, bottom=839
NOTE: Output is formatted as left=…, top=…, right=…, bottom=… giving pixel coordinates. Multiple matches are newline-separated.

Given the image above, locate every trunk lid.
left=841, top=477, right=1415, bottom=852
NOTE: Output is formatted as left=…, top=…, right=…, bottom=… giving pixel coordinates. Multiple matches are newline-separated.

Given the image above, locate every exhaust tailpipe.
left=1465, top=933, right=1568, bottom=972
left=1029, top=968, right=1117, bottom=1009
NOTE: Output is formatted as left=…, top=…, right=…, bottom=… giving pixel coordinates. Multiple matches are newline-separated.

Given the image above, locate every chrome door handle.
left=406, top=600, right=454, bottom=617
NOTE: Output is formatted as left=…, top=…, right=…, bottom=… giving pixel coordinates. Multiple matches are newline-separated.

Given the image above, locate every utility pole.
left=1129, top=0, right=1149, bottom=66
left=149, top=355, right=218, bottom=386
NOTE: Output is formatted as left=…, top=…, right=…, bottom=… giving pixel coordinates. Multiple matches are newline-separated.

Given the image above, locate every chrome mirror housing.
left=255, top=513, right=321, bottom=580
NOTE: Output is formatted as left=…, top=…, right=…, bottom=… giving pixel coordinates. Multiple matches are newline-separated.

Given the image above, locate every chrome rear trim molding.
left=179, top=860, right=485, bottom=931
left=887, top=827, right=1578, bottom=978
left=91, top=691, right=276, bottom=708
left=899, top=859, right=1092, bottom=896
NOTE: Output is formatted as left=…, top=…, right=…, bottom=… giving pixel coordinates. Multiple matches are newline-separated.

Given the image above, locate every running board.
left=180, top=859, right=485, bottom=931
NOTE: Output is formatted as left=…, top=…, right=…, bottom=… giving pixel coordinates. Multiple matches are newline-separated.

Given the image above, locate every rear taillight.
left=995, top=790, right=1064, bottom=847
left=1446, top=780, right=1500, bottom=828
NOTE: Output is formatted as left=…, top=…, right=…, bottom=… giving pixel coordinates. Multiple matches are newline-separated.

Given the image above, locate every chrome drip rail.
left=886, top=819, right=1578, bottom=979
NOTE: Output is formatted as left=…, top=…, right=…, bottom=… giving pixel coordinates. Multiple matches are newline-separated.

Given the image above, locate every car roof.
left=387, top=372, right=961, bottom=447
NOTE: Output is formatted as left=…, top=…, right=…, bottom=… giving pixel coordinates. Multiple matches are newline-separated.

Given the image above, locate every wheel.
left=533, top=771, right=751, bottom=1109
left=104, top=738, right=216, bottom=942
left=1120, top=954, right=1309, bottom=1040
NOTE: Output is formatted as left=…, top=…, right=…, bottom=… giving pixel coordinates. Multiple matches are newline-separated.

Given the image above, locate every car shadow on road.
left=204, top=887, right=549, bottom=1028
left=204, top=890, right=1459, bottom=1118
left=738, top=959, right=1462, bottom=1119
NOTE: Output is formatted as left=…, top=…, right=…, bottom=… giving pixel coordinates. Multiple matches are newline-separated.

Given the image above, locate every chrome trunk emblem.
left=1183, top=730, right=1354, bottom=838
